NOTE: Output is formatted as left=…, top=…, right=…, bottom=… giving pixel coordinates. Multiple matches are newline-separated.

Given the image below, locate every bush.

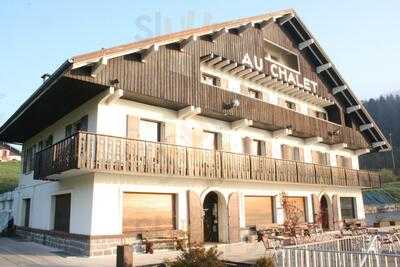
left=255, top=257, right=275, bottom=267
left=165, top=246, right=224, bottom=267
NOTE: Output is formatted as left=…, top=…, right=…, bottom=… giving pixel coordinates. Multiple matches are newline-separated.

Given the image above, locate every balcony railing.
left=33, top=132, right=381, bottom=188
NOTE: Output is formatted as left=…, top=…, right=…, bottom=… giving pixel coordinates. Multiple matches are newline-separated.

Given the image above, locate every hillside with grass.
left=365, top=169, right=400, bottom=202
left=0, top=161, right=20, bottom=194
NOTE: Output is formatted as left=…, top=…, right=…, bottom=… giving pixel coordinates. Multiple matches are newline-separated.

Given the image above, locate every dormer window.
left=265, top=40, right=299, bottom=72
left=201, top=73, right=221, bottom=87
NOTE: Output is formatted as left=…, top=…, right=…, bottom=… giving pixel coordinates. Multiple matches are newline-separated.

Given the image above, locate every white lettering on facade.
left=241, top=54, right=318, bottom=93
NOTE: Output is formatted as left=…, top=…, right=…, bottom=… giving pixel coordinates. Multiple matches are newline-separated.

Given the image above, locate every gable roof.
left=0, top=9, right=390, bottom=151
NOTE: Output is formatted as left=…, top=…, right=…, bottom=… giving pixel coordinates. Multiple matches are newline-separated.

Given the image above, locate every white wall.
left=13, top=174, right=94, bottom=235
left=90, top=172, right=365, bottom=236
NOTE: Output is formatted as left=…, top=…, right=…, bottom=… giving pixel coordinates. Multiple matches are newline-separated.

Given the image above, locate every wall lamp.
left=223, top=99, right=240, bottom=111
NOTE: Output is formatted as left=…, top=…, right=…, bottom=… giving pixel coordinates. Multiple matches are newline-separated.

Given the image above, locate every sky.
left=0, top=0, right=400, bottom=126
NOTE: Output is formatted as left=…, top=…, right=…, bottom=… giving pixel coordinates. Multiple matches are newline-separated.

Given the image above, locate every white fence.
left=276, top=234, right=400, bottom=267
left=277, top=248, right=400, bottom=267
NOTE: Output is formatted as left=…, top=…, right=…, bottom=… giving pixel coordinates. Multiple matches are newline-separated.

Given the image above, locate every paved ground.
left=0, top=237, right=270, bottom=267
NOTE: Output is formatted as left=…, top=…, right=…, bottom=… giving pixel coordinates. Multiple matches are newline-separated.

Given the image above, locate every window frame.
left=139, top=119, right=162, bottom=142
left=200, top=72, right=221, bottom=87
left=264, top=39, right=301, bottom=73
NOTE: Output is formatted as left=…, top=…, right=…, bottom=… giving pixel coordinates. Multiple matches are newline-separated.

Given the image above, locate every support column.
left=275, top=195, right=284, bottom=225
left=312, top=194, right=320, bottom=226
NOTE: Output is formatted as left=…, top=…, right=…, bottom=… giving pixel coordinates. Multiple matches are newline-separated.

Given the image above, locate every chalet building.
left=0, top=9, right=390, bottom=256
left=0, top=142, right=21, bottom=162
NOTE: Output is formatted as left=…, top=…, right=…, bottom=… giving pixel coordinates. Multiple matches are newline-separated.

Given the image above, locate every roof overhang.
left=0, top=67, right=107, bottom=143
left=278, top=12, right=391, bottom=152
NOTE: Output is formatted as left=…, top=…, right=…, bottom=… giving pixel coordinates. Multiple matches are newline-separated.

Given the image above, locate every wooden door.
left=54, top=194, right=71, bottom=233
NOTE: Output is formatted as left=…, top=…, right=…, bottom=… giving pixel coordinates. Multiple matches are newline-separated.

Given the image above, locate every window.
left=281, top=145, right=301, bottom=161
left=65, top=115, right=89, bottom=137
left=203, top=131, right=218, bottom=150
left=45, top=135, right=53, bottom=147
left=340, top=197, right=356, bottom=219
left=245, top=196, right=274, bottom=227
left=139, top=120, right=161, bottom=142
left=23, top=145, right=35, bottom=173
left=309, top=109, right=327, bottom=120
left=336, top=155, right=352, bottom=169
left=311, top=151, right=330, bottom=165
left=286, top=197, right=307, bottom=222
left=23, top=199, right=31, bottom=227
left=201, top=73, right=221, bottom=87
left=264, top=40, right=299, bottom=71
left=54, top=194, right=71, bottom=233
left=248, top=89, right=262, bottom=100
left=251, top=140, right=263, bottom=156
left=123, top=193, right=176, bottom=232
left=285, top=100, right=296, bottom=111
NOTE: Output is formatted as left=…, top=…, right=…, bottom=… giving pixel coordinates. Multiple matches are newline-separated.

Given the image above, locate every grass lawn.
left=0, top=161, right=20, bottom=193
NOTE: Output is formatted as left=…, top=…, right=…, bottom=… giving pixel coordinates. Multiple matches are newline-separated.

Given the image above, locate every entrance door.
left=203, top=192, right=219, bottom=242
left=320, top=196, right=330, bottom=231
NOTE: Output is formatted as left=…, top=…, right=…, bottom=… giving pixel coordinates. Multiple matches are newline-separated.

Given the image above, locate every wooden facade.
left=64, top=21, right=369, bottom=150
left=33, top=131, right=381, bottom=188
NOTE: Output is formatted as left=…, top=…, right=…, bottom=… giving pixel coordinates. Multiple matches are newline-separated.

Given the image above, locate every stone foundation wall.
left=16, top=227, right=173, bottom=256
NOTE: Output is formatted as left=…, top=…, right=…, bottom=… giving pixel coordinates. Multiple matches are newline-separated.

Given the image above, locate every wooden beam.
left=359, top=123, right=374, bottom=131
left=234, top=22, right=254, bottom=35
left=304, top=136, right=323, bottom=145
left=372, top=141, right=386, bottom=148
left=257, top=76, right=271, bottom=84
left=298, top=39, right=314, bottom=50
left=332, top=85, right=347, bottom=95
left=230, top=65, right=246, bottom=75
left=231, top=119, right=253, bottom=130
left=316, top=63, right=332, bottom=74
left=221, top=62, right=238, bottom=72
left=279, top=13, right=295, bottom=25
left=214, top=59, right=231, bottom=69
left=331, top=143, right=348, bottom=150
left=346, top=105, right=361, bottom=114
left=210, top=28, right=228, bottom=42
left=206, top=56, right=223, bottom=66
left=91, top=57, right=107, bottom=77
left=236, top=68, right=253, bottom=77
left=272, top=128, right=292, bottom=138
left=105, top=88, right=124, bottom=105
left=355, top=148, right=370, bottom=156
left=255, top=18, right=275, bottom=29
left=140, top=44, right=159, bottom=62
left=178, top=35, right=197, bottom=51
left=262, top=77, right=278, bottom=87
left=178, top=106, right=202, bottom=120
left=250, top=73, right=265, bottom=82
left=242, top=71, right=259, bottom=80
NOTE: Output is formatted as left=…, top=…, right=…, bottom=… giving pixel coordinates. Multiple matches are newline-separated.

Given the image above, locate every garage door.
left=123, top=193, right=176, bottom=233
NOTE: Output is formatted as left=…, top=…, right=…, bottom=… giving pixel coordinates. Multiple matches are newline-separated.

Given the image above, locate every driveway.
left=0, top=237, right=269, bottom=266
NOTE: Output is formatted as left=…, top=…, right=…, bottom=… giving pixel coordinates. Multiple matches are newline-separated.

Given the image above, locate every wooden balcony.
left=33, top=132, right=381, bottom=188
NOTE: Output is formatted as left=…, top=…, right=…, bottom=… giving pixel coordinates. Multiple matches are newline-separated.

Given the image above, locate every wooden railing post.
left=295, top=162, right=299, bottom=183
left=313, top=164, right=317, bottom=184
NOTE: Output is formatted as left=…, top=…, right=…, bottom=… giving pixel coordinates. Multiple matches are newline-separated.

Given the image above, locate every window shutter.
left=299, top=147, right=304, bottom=162
left=126, top=115, right=140, bottom=139
left=216, top=133, right=230, bottom=151
left=192, top=128, right=204, bottom=148
left=160, top=122, right=176, bottom=144
left=336, top=155, right=342, bottom=167
left=345, top=157, right=352, bottom=169
left=281, top=144, right=290, bottom=160
left=260, top=141, right=267, bottom=156
left=243, top=137, right=252, bottom=154
left=311, top=151, right=319, bottom=164
left=325, top=153, right=331, bottom=166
